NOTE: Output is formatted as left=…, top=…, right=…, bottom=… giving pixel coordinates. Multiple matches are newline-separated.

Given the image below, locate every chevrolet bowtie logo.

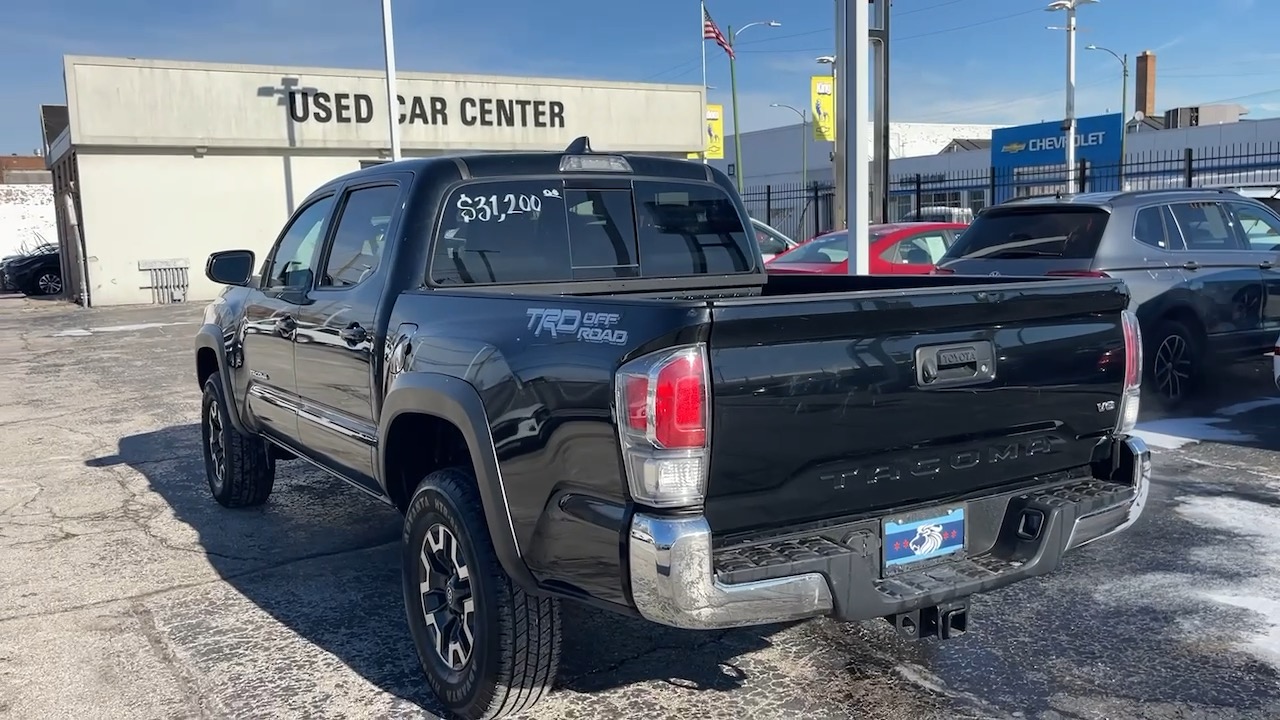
left=1001, top=142, right=1027, bottom=153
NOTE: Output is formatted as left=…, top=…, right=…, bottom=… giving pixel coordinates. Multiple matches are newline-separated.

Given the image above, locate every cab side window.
left=263, top=196, right=335, bottom=291
left=318, top=185, right=401, bottom=288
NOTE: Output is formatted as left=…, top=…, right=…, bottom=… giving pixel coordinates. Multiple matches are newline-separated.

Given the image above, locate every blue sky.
left=0, top=0, right=1276, bottom=154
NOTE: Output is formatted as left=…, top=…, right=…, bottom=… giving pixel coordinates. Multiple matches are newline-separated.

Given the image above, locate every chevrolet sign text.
left=1026, top=131, right=1107, bottom=153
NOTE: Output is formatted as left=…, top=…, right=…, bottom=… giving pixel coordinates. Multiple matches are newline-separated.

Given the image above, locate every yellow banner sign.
left=811, top=76, right=835, bottom=142
left=687, top=104, right=725, bottom=160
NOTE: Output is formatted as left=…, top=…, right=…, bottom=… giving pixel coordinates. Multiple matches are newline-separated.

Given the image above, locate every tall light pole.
left=1088, top=43, right=1128, bottom=183
left=770, top=103, right=808, bottom=191
left=728, top=20, right=782, bottom=193
left=381, top=0, right=402, bottom=161
left=1046, top=0, right=1098, bottom=193
left=817, top=55, right=840, bottom=227
left=837, top=0, right=870, bottom=275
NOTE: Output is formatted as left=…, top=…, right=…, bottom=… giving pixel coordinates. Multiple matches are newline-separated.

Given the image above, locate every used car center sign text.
left=287, top=90, right=567, bottom=129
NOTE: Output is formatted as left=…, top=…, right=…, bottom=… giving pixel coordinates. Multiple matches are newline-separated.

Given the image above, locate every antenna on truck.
left=564, top=136, right=594, bottom=154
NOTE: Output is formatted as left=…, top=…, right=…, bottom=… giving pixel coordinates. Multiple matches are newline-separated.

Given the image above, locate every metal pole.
left=728, top=26, right=744, bottom=193
left=830, top=61, right=844, bottom=229
left=1120, top=53, right=1128, bottom=184
left=802, top=109, right=809, bottom=191
left=380, top=0, right=402, bottom=161
left=1063, top=4, right=1077, bottom=191
left=871, top=0, right=889, bottom=224
left=839, top=0, right=870, bottom=275
left=700, top=1, right=708, bottom=164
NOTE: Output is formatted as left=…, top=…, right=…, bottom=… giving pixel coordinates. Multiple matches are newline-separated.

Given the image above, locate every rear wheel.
left=1145, top=318, right=1202, bottom=408
left=402, top=467, right=560, bottom=720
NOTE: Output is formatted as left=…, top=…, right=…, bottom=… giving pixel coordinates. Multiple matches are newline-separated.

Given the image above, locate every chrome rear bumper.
left=627, top=436, right=1151, bottom=631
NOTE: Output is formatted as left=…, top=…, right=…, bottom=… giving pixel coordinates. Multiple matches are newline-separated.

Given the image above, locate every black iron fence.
left=888, top=143, right=1280, bottom=221
left=739, top=181, right=837, bottom=241
left=740, top=144, right=1280, bottom=238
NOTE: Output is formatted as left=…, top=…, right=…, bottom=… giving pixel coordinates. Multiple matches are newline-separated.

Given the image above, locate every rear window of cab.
left=430, top=179, right=756, bottom=285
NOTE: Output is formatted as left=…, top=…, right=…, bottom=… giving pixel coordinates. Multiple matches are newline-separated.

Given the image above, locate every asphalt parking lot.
left=2, top=296, right=1280, bottom=720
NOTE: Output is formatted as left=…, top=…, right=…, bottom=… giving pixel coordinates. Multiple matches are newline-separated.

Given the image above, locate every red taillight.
left=1121, top=311, right=1141, bottom=389
left=653, top=353, right=706, bottom=448
left=1046, top=269, right=1111, bottom=278
left=615, top=345, right=711, bottom=508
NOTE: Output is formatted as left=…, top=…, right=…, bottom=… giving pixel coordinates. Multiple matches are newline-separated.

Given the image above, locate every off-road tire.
left=200, top=376, right=275, bottom=507
left=402, top=467, right=561, bottom=720
left=1144, top=317, right=1203, bottom=409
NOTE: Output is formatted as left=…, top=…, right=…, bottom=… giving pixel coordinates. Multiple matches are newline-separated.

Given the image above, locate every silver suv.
left=935, top=188, right=1280, bottom=406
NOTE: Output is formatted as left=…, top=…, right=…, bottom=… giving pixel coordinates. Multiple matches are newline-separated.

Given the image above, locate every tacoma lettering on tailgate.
left=826, top=434, right=1059, bottom=490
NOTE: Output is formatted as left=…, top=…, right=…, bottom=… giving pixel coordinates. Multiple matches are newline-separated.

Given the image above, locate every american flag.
left=702, top=6, right=734, bottom=59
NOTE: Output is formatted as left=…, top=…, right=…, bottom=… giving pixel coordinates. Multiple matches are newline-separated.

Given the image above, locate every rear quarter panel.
left=391, top=290, right=708, bottom=604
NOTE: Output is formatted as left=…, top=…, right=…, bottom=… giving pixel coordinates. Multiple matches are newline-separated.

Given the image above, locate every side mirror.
left=205, top=250, right=256, bottom=286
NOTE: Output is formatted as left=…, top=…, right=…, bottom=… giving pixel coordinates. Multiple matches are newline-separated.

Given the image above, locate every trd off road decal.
left=525, top=308, right=629, bottom=346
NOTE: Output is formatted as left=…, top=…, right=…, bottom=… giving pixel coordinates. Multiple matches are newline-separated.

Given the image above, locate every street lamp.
left=1045, top=0, right=1098, bottom=192
left=770, top=103, right=808, bottom=190
left=727, top=19, right=782, bottom=192
left=380, top=0, right=401, bottom=161
left=1087, top=43, right=1128, bottom=181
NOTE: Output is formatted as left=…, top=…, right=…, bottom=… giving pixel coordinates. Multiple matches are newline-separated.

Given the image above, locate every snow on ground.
left=1093, top=491, right=1280, bottom=670
left=1133, top=417, right=1255, bottom=450
left=0, top=183, right=55, bottom=258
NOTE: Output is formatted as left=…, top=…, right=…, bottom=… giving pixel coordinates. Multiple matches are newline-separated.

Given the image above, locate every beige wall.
left=76, top=152, right=359, bottom=306
left=64, top=56, right=705, bottom=154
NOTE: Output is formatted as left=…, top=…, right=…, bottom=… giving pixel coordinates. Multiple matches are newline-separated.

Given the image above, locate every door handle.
left=339, top=323, right=368, bottom=344
left=1182, top=261, right=1200, bottom=271
left=274, top=315, right=296, bottom=336
left=1261, top=261, right=1274, bottom=270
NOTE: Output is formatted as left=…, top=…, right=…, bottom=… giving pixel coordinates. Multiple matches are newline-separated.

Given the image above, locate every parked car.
left=2, top=244, right=61, bottom=295
left=1, top=241, right=57, bottom=291
left=765, top=222, right=968, bottom=275
left=194, top=141, right=1149, bottom=720
left=934, top=188, right=1280, bottom=407
left=903, top=205, right=974, bottom=224
left=750, top=217, right=799, bottom=262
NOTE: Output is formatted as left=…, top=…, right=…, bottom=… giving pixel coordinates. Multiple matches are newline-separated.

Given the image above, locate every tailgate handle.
left=915, top=341, right=997, bottom=390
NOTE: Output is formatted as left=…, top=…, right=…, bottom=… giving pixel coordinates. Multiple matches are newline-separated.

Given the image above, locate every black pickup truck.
left=194, top=139, right=1151, bottom=720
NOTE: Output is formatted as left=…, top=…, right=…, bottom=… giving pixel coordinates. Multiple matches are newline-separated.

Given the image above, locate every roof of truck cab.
left=325, top=151, right=720, bottom=187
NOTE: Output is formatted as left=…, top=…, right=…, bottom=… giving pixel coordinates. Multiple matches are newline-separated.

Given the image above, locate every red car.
left=764, top=222, right=969, bottom=275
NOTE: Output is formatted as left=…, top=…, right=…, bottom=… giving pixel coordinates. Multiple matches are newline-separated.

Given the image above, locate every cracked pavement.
left=2, top=295, right=1280, bottom=719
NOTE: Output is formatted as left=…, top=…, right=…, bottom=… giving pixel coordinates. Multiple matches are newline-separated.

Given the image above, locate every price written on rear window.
left=456, top=192, right=547, bottom=223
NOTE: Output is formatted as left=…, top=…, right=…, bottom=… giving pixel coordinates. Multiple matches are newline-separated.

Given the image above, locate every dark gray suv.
left=936, top=188, right=1280, bottom=406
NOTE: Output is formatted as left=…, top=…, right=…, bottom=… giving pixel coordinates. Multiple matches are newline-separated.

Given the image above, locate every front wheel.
left=200, top=376, right=275, bottom=507
left=402, top=467, right=561, bottom=720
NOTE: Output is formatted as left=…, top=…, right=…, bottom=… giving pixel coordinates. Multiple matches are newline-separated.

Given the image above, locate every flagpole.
left=700, top=0, right=708, bottom=164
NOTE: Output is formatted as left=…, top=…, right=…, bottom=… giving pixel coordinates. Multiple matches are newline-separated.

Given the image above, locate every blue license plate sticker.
left=883, top=506, right=965, bottom=568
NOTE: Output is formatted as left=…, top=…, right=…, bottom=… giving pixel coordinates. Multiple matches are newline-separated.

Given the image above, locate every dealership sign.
left=990, top=113, right=1124, bottom=171
left=286, top=90, right=567, bottom=129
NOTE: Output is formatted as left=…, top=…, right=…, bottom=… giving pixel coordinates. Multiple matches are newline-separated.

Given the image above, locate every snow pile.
left=0, top=183, right=56, bottom=258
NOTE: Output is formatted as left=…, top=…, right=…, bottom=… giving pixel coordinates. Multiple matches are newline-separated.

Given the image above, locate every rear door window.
left=1167, top=201, right=1244, bottom=251
left=940, top=207, right=1109, bottom=261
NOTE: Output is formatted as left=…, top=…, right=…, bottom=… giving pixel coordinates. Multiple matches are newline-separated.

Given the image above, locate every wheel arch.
left=194, top=324, right=249, bottom=434
left=378, top=372, right=539, bottom=593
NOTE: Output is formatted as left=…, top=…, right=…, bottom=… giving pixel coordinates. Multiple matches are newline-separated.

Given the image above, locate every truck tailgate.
left=703, top=278, right=1130, bottom=537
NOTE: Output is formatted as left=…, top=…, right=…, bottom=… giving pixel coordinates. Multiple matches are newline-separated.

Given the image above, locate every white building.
left=46, top=55, right=706, bottom=306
